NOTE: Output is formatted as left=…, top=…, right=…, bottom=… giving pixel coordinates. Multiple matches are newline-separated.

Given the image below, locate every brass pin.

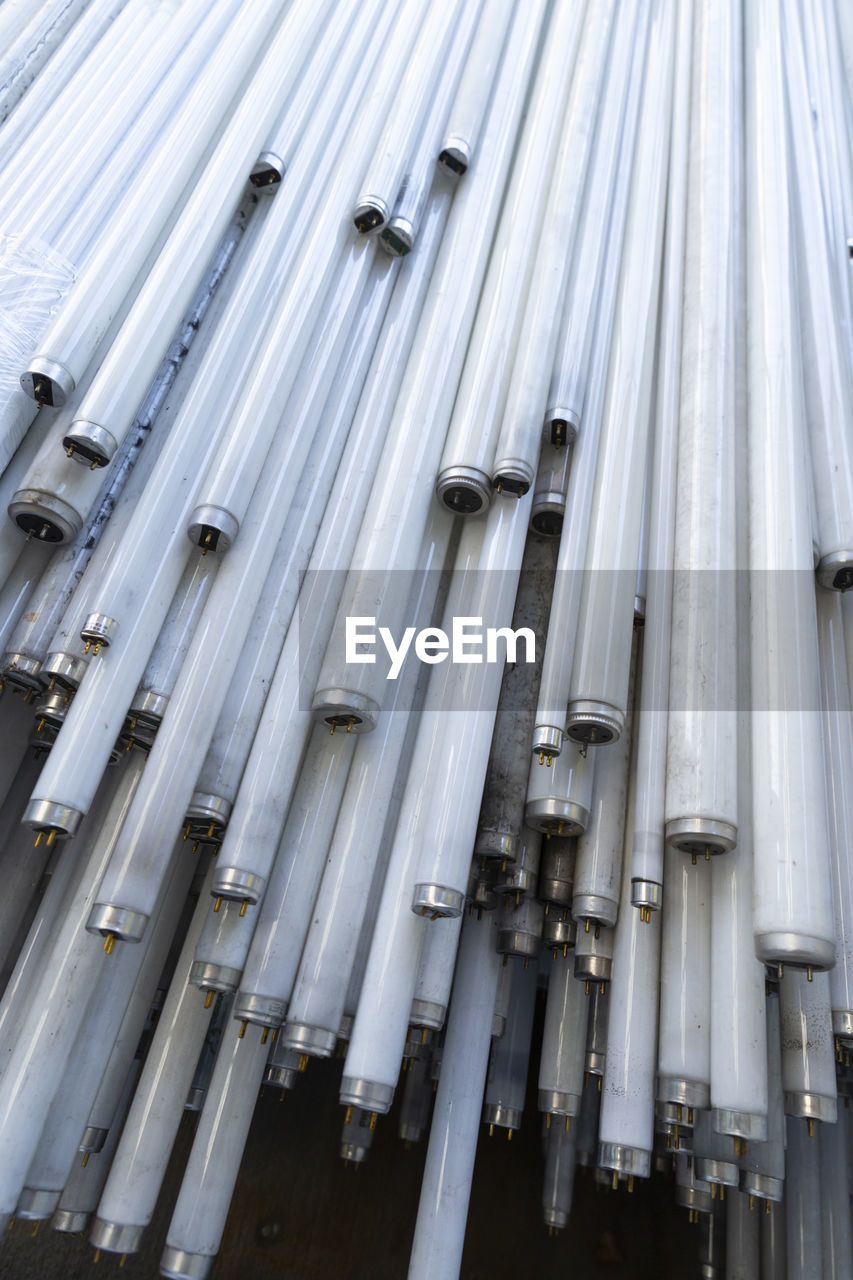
left=597, top=1077, right=601, bottom=1092
left=546, top=754, right=552, bottom=767
left=192, top=841, right=200, bottom=855
left=562, top=944, right=568, bottom=958
left=749, top=1195, right=755, bottom=1211
left=421, top=1028, right=427, bottom=1044
left=119, top=1255, right=126, bottom=1268
left=688, top=1108, right=694, bottom=1124
left=585, top=919, right=590, bottom=933
left=271, top=1028, right=278, bottom=1043
left=31, top=1221, right=39, bottom=1237
left=37, top=717, right=45, bottom=733
left=807, top=1118, right=815, bottom=1138
left=600, top=983, right=605, bottom=995
left=83, top=639, right=91, bottom=655
left=213, top=896, right=222, bottom=912
left=81, top=1152, right=89, bottom=1168
left=538, top=750, right=545, bottom=766
left=238, top=1021, right=247, bottom=1039
left=46, top=829, right=56, bottom=846
left=94, top=1248, right=101, bottom=1263
left=627, top=1176, right=634, bottom=1193
left=346, top=717, right=355, bottom=733
left=261, top=1027, right=269, bottom=1045
left=710, top=1183, right=717, bottom=1200
left=208, top=823, right=215, bottom=838
left=705, top=845, right=711, bottom=862
left=298, top=1054, right=309, bottom=1072
left=103, top=933, right=116, bottom=954
left=502, top=954, right=508, bottom=967
left=691, top=853, right=697, bottom=866
left=807, top=966, right=813, bottom=982
left=344, top=1106, right=353, bottom=1125
left=66, top=446, right=74, bottom=458
left=489, top=1123, right=494, bottom=1137
left=329, top=722, right=335, bottom=735
left=184, top=821, right=191, bottom=841
left=204, top=991, right=214, bottom=1009
left=369, top=1112, right=377, bottom=1130
left=93, top=641, right=101, bottom=656
left=507, top=1128, right=512, bottom=1141
left=611, top=1171, right=618, bottom=1191
left=546, top=1113, right=551, bottom=1128
left=47, top=678, right=55, bottom=691
left=240, top=899, right=248, bottom=917
left=720, top=1185, right=726, bottom=1201
left=565, top=1116, right=570, bottom=1132
left=34, top=831, right=42, bottom=848
left=585, top=981, right=590, bottom=995
left=765, top=1199, right=771, bottom=1215
left=544, top=903, right=550, bottom=916
left=676, top=1104, right=683, bottom=1122
left=673, top=1125, right=680, bottom=1147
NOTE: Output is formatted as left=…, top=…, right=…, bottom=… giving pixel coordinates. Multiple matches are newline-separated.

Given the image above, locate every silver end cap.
left=523, top=796, right=587, bottom=836
left=564, top=702, right=622, bottom=745
left=833, top=1009, right=853, bottom=1041
left=491, top=458, right=533, bottom=498
left=79, top=1125, right=106, bottom=1154
left=339, top=1077, right=393, bottom=1114
left=81, top=612, right=117, bottom=647
left=411, top=883, right=464, bottom=918
left=211, top=866, right=264, bottom=904
left=186, top=504, right=238, bottom=553
left=90, top=1219, right=145, bottom=1253
left=573, top=953, right=612, bottom=982
left=572, top=894, right=617, bottom=928
left=21, top=355, right=75, bottom=407
left=817, top=550, right=853, bottom=591
left=379, top=218, right=414, bottom=257
left=544, top=405, right=580, bottom=447
left=249, top=150, right=284, bottom=190
left=482, top=1103, right=522, bottom=1130
left=186, top=792, right=232, bottom=825
left=189, top=961, right=242, bottom=992
left=631, top=879, right=662, bottom=911
left=531, top=725, right=564, bottom=759
left=754, top=931, right=835, bottom=971
left=542, top=917, right=576, bottom=948
left=24, top=797, right=81, bottom=837
left=409, top=999, right=445, bottom=1030
left=160, top=1245, right=214, bottom=1280
left=352, top=196, right=388, bottom=234
left=282, top=1023, right=337, bottom=1058
left=783, top=1091, right=837, bottom=1124
left=62, top=419, right=117, bottom=468
left=739, top=1171, right=784, bottom=1202
left=52, top=1209, right=90, bottom=1234
left=232, top=991, right=284, bottom=1028
left=665, top=817, right=737, bottom=857
left=711, top=1108, right=767, bottom=1141
left=538, top=1089, right=580, bottom=1116
left=437, top=137, right=470, bottom=176
left=497, top=929, right=541, bottom=960
left=310, top=687, right=379, bottom=735
left=2, top=652, right=42, bottom=690
left=9, top=489, right=82, bottom=544
left=16, top=1187, right=60, bottom=1219
left=474, top=828, right=516, bottom=862
left=42, top=651, right=88, bottom=688
left=598, top=1143, right=651, bottom=1178
left=86, top=902, right=148, bottom=943
left=529, top=499, right=565, bottom=538
left=434, top=465, right=492, bottom=516
left=694, top=1157, right=739, bottom=1187
left=657, top=1078, right=711, bottom=1110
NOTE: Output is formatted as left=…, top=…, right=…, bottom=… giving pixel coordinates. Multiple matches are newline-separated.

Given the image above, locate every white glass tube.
left=434, top=0, right=584, bottom=514
left=786, top=1116, right=823, bottom=1280
left=598, top=721, right=661, bottom=1182
left=541, top=1123, right=576, bottom=1231
left=572, top=644, right=636, bottom=927
left=779, top=969, right=837, bottom=1126
left=564, top=0, right=676, bottom=748
left=664, top=0, right=740, bottom=859
left=524, top=738, right=596, bottom=837
left=437, top=0, right=511, bottom=177
left=483, top=956, right=537, bottom=1131
left=0, top=0, right=94, bottom=124
left=537, top=951, right=588, bottom=1118
left=630, top=0, right=691, bottom=908
left=411, top=915, right=462, bottom=1031
left=490, top=0, right=616, bottom=494
left=821, top=1106, right=853, bottom=1280
left=160, top=1025, right=269, bottom=1279
left=531, top=0, right=649, bottom=760
left=745, top=0, right=835, bottom=972
left=762, top=1201, right=787, bottom=1280
left=529, top=442, right=573, bottom=539
left=783, top=0, right=853, bottom=592
left=657, top=856, right=712, bottom=1111
left=24, top=0, right=306, bottom=410
left=817, top=587, right=853, bottom=1038
left=380, top=0, right=483, bottom=256
left=311, top=0, right=547, bottom=734
left=91, top=866, right=221, bottom=1255
left=741, top=992, right=785, bottom=1203
left=351, top=0, right=458, bottom=234
left=408, top=912, right=501, bottom=1280
left=727, top=1189, right=760, bottom=1280
left=0, top=538, right=52, bottom=657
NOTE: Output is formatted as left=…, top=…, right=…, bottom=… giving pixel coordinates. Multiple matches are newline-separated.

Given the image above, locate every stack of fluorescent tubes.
left=0, top=1, right=852, bottom=1277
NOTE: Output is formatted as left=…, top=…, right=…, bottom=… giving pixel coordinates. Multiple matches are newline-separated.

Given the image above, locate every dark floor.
left=1, top=1041, right=702, bottom=1280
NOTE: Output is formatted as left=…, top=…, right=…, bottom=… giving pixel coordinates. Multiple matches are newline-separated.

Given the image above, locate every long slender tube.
left=311, top=0, right=548, bottom=733
left=434, top=0, right=585, bottom=514
left=408, top=913, right=502, bottom=1280
left=483, top=957, right=537, bottom=1131
left=437, top=0, right=511, bottom=177
left=746, top=0, right=835, bottom=972
left=664, top=0, right=740, bottom=858
left=564, top=0, right=676, bottom=747
left=658, top=856, right=712, bottom=1111
left=779, top=969, right=837, bottom=1126
left=821, top=1107, right=853, bottom=1279
left=537, top=951, right=588, bottom=1118
left=786, top=1116, right=824, bottom=1280
left=741, top=993, right=785, bottom=1203
left=726, top=1190, right=760, bottom=1280
left=531, top=0, right=650, bottom=760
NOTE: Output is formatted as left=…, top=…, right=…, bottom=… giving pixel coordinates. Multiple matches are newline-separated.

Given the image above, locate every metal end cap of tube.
left=15, top=1188, right=61, bottom=1219
left=86, top=902, right=148, bottom=943
left=52, top=1209, right=91, bottom=1234
left=542, top=916, right=576, bottom=948
left=35, top=689, right=72, bottom=726
left=340, top=1142, right=370, bottom=1164
left=832, top=1009, right=853, bottom=1041
left=665, top=817, right=737, bottom=857
left=352, top=196, right=388, bottom=235
left=538, top=1090, right=580, bottom=1116
left=544, top=406, right=580, bottom=448
left=739, top=1171, right=784, bottom=1203
left=438, top=138, right=470, bottom=177
left=655, top=1100, right=695, bottom=1129
left=184, top=1087, right=205, bottom=1110
left=249, top=150, right=284, bottom=190
left=411, top=883, right=464, bottom=918
left=409, top=999, right=445, bottom=1030
left=657, top=1078, right=710, bottom=1110
left=2, top=652, right=42, bottom=691
left=283, top=1023, right=337, bottom=1058
left=754, top=931, right=835, bottom=971
left=24, top=797, right=81, bottom=837
left=264, top=1065, right=297, bottom=1090
left=310, top=687, right=378, bottom=735
left=78, top=1125, right=107, bottom=1155
left=491, top=1013, right=506, bottom=1038
left=189, top=960, right=241, bottom=992
left=129, top=688, right=169, bottom=727
left=497, top=928, right=541, bottom=960
left=186, top=505, right=237, bottom=554
left=81, top=612, right=117, bottom=648
left=491, top=458, right=533, bottom=497
left=693, top=1158, right=739, bottom=1187
left=474, top=828, right=517, bottom=863
left=90, top=1219, right=145, bottom=1254
left=573, top=952, right=611, bottom=982
left=399, top=1122, right=426, bottom=1143
left=572, top=895, right=617, bottom=929
left=494, top=867, right=535, bottom=896
left=471, top=879, right=498, bottom=911
left=483, top=1103, right=523, bottom=1130
left=9, top=488, right=81, bottom=544
left=531, top=725, right=564, bottom=759
left=160, top=1245, right=214, bottom=1280
left=598, top=1144, right=651, bottom=1179
left=817, top=550, right=853, bottom=591
left=585, top=1050, right=605, bottom=1076
left=564, top=702, right=622, bottom=746
left=338, top=1014, right=354, bottom=1041
left=524, top=797, right=588, bottom=837
left=42, top=651, right=88, bottom=689
left=231, top=991, right=285, bottom=1028
left=630, top=879, right=662, bottom=911
left=211, top=866, right=264, bottom=904
left=62, top=420, right=117, bottom=469
left=339, top=1077, right=394, bottom=1114
left=21, top=355, right=75, bottom=407
left=435, top=465, right=492, bottom=516
left=674, top=1185, right=712, bottom=1214
left=542, top=1208, right=569, bottom=1230
left=633, top=595, right=646, bottom=623
left=783, top=1091, right=837, bottom=1124
left=530, top=498, right=564, bottom=538
left=711, top=1108, right=767, bottom=1142
left=379, top=217, right=414, bottom=257
left=537, top=878, right=573, bottom=909
left=186, top=792, right=232, bottom=826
